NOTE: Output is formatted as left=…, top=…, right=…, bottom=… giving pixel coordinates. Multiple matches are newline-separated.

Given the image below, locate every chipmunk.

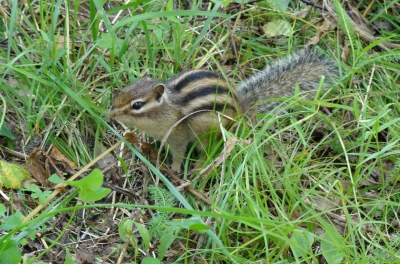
left=109, top=49, right=338, bottom=172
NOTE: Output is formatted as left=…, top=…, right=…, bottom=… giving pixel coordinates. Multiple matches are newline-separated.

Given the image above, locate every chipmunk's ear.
left=141, top=70, right=149, bottom=78
left=154, top=84, right=165, bottom=103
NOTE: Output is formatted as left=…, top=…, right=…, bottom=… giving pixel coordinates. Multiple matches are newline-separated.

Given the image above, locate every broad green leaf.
left=118, top=218, right=134, bottom=242
left=0, top=204, right=6, bottom=216
left=0, top=212, right=23, bottom=231
left=67, top=169, right=111, bottom=203
left=116, top=157, right=128, bottom=175
left=188, top=223, right=210, bottom=234
left=64, top=248, right=74, bottom=264
left=263, top=20, right=292, bottom=38
left=321, top=232, right=344, bottom=264
left=142, top=257, right=161, bottom=264
left=290, top=229, right=314, bottom=260
left=134, top=222, right=151, bottom=251
left=0, top=160, right=31, bottom=189
left=48, top=174, right=65, bottom=184
left=167, top=217, right=210, bottom=234
left=67, top=169, right=103, bottom=189
left=118, top=219, right=150, bottom=250
left=0, top=239, right=21, bottom=264
left=97, top=32, right=123, bottom=50
left=0, top=123, right=15, bottom=139
left=158, top=226, right=180, bottom=260
left=256, top=0, right=289, bottom=11
left=78, top=187, right=111, bottom=203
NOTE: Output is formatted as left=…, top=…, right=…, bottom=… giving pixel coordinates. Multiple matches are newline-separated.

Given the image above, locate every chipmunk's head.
left=109, top=71, right=167, bottom=125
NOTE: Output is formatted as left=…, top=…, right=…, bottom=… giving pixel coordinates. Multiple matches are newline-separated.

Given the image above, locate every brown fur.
left=109, top=49, right=338, bottom=171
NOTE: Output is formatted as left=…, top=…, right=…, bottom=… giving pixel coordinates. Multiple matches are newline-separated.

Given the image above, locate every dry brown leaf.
left=8, top=77, right=35, bottom=101
left=54, top=182, right=68, bottom=192
left=346, top=1, right=374, bottom=32
left=7, top=78, right=19, bottom=87
left=24, top=149, right=50, bottom=185
left=292, top=6, right=311, bottom=20
left=55, top=35, right=68, bottom=49
left=124, top=132, right=140, bottom=143
left=303, top=195, right=346, bottom=235
left=75, top=246, right=95, bottom=264
left=141, top=142, right=158, bottom=161
left=341, top=41, right=350, bottom=61
left=311, top=195, right=342, bottom=211
left=24, top=146, right=79, bottom=186
left=50, top=146, right=77, bottom=170
left=290, top=209, right=303, bottom=221
left=307, top=17, right=337, bottom=46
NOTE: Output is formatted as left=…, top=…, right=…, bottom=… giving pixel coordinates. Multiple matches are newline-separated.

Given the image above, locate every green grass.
left=1, top=0, right=400, bottom=263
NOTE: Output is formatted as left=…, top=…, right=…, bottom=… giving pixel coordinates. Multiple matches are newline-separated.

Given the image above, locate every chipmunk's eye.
left=131, top=101, right=144, bottom=110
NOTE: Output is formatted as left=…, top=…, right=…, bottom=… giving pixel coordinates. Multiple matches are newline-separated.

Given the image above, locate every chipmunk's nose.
left=109, top=106, right=116, bottom=117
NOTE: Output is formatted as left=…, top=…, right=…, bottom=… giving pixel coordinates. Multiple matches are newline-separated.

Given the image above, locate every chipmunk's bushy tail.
left=237, top=49, right=338, bottom=115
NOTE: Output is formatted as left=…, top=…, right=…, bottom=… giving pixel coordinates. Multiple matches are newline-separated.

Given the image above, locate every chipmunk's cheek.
left=113, top=114, right=134, bottom=124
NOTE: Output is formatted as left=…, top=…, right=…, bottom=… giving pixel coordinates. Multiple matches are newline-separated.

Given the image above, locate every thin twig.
left=362, top=0, right=376, bottom=17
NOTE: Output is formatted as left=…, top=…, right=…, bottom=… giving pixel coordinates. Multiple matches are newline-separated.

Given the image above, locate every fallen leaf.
left=307, top=17, right=337, bottom=46
left=50, top=146, right=77, bottom=171
left=341, top=41, right=350, bottom=61
left=25, top=149, right=50, bottom=185
left=292, top=6, right=311, bottom=19
left=263, top=19, right=292, bottom=38
left=124, top=132, right=139, bottom=143
left=0, top=160, right=32, bottom=189
left=141, top=142, right=158, bottom=161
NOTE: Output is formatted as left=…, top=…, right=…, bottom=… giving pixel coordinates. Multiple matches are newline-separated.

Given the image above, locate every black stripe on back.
left=171, top=71, right=221, bottom=93
left=177, top=85, right=230, bottom=105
